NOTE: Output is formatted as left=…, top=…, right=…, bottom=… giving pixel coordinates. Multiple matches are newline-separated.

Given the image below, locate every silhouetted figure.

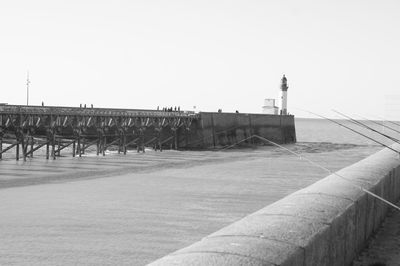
left=41, top=101, right=44, bottom=106
left=91, top=104, right=93, bottom=108
left=84, top=104, right=86, bottom=108
left=174, top=106, right=177, bottom=111
left=157, top=106, right=159, bottom=110
left=80, top=104, right=82, bottom=108
left=178, top=106, right=180, bottom=112
left=235, top=110, right=239, bottom=113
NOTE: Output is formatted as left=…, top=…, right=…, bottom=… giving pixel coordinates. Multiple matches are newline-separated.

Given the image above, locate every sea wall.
left=149, top=144, right=400, bottom=266
left=178, top=112, right=296, bottom=149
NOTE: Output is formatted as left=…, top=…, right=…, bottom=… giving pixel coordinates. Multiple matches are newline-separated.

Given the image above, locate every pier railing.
left=0, top=104, right=199, bottom=118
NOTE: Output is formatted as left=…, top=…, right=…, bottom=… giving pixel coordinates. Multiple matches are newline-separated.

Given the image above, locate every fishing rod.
left=375, top=115, right=400, bottom=128
left=220, top=134, right=400, bottom=211
left=332, top=110, right=400, bottom=144
left=253, top=135, right=400, bottom=211
left=356, top=114, right=400, bottom=135
left=334, top=110, right=400, bottom=138
left=302, top=109, right=400, bottom=154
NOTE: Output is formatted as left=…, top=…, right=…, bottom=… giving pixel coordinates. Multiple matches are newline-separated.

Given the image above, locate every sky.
left=1, top=0, right=400, bottom=119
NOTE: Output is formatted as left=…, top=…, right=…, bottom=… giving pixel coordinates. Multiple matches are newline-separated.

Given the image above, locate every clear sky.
left=1, top=0, right=400, bottom=119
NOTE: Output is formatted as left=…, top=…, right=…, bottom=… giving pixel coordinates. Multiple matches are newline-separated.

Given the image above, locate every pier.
left=0, top=105, right=297, bottom=161
left=0, top=105, right=198, bottom=160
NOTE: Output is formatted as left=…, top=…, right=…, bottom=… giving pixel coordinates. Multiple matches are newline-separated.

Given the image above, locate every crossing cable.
left=220, top=134, right=400, bottom=212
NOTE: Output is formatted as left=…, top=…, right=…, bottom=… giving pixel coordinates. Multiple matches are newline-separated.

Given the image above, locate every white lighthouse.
left=280, top=74, right=288, bottom=115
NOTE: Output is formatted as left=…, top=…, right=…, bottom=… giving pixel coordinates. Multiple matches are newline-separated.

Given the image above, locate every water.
left=0, top=118, right=396, bottom=265
left=296, top=118, right=400, bottom=144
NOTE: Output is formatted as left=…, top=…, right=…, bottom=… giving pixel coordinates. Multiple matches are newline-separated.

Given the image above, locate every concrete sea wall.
left=149, top=144, right=400, bottom=265
left=179, top=112, right=296, bottom=149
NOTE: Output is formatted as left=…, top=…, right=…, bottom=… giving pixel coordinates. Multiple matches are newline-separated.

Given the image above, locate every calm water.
left=296, top=117, right=399, bottom=145
left=0, top=118, right=396, bottom=265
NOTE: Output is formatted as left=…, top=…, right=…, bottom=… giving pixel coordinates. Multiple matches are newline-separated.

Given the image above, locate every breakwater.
left=181, top=112, right=296, bottom=149
left=149, top=144, right=400, bottom=266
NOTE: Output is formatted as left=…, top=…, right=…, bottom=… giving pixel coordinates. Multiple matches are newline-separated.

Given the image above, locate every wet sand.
left=0, top=143, right=381, bottom=265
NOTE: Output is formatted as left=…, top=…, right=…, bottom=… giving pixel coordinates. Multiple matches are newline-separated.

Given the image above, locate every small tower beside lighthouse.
left=280, top=74, right=288, bottom=115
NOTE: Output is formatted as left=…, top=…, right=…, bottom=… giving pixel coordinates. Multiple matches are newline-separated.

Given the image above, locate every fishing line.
left=372, top=115, right=400, bottom=128
left=299, top=109, right=400, bottom=154
left=332, top=110, right=400, bottom=144
left=220, top=134, right=400, bottom=211
left=354, top=114, right=400, bottom=135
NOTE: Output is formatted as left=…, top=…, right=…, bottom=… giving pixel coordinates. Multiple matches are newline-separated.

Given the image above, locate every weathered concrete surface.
left=353, top=199, right=400, bottom=266
left=149, top=144, right=400, bottom=266
left=180, top=113, right=296, bottom=149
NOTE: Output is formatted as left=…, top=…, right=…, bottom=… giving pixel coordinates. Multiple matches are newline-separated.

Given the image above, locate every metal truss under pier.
left=0, top=105, right=199, bottom=160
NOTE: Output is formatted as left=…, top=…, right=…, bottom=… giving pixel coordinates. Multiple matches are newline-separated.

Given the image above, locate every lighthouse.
left=280, top=74, right=288, bottom=115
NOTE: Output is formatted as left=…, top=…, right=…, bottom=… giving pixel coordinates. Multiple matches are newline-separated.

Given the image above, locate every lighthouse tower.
left=280, top=74, right=288, bottom=115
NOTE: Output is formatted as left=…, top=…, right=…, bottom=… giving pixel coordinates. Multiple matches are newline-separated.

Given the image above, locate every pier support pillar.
left=185, top=127, right=190, bottom=148
left=153, top=129, right=160, bottom=151
left=51, top=132, right=56, bottom=160
left=15, top=129, right=26, bottom=161
left=103, top=135, right=106, bottom=156
left=172, top=129, right=178, bottom=150
left=77, top=135, right=81, bottom=157
left=156, top=129, right=163, bottom=152
left=46, top=138, right=50, bottom=160
left=82, top=138, right=85, bottom=155
left=30, top=135, right=34, bottom=158
left=137, top=128, right=145, bottom=153
left=45, top=128, right=56, bottom=160
left=117, top=129, right=127, bottom=155
left=96, top=130, right=101, bottom=156
left=72, top=141, right=76, bottom=157
left=21, top=132, right=28, bottom=161
left=118, top=131, right=122, bottom=154
left=57, top=138, right=61, bottom=157
left=0, top=132, right=3, bottom=160
left=123, top=132, right=127, bottom=155
left=16, top=141, right=20, bottom=161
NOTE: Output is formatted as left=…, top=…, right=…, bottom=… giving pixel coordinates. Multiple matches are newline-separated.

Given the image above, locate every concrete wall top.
left=149, top=144, right=400, bottom=266
left=199, top=112, right=295, bottom=128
